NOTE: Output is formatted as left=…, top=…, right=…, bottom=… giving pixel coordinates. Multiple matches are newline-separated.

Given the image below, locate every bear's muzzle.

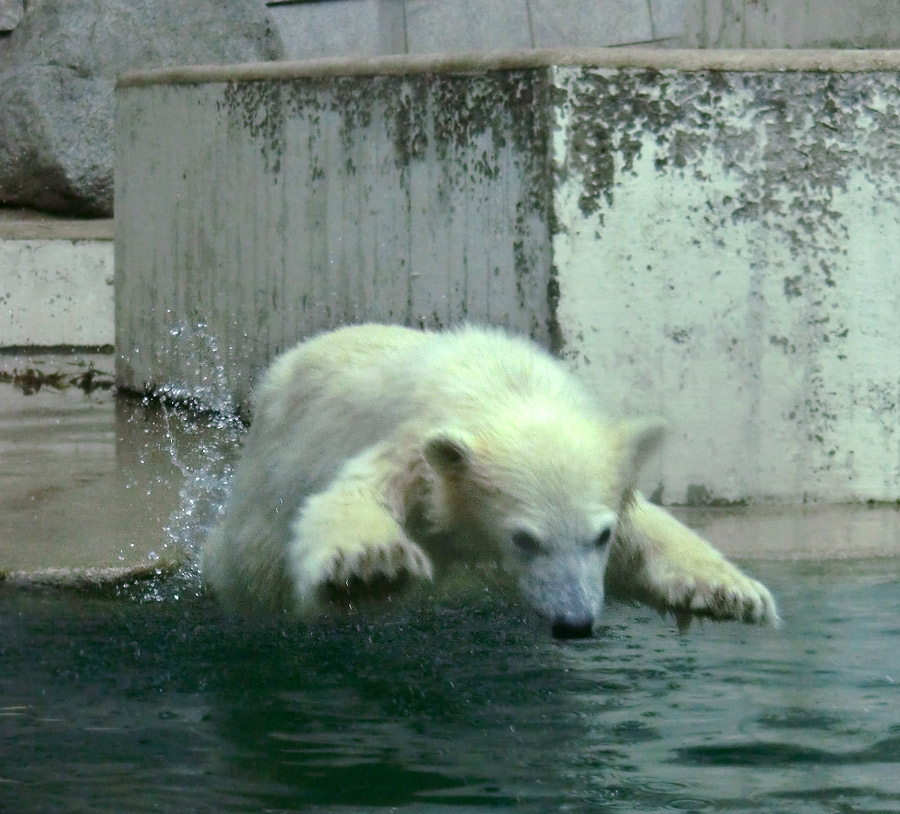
left=518, top=551, right=607, bottom=638
left=551, top=616, right=595, bottom=639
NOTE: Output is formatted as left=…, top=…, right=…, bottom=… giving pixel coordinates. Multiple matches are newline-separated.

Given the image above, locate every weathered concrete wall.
left=685, top=0, right=900, bottom=49
left=267, top=0, right=900, bottom=58
left=552, top=60, right=900, bottom=504
left=267, top=0, right=685, bottom=60
left=116, top=51, right=900, bottom=504
left=0, top=214, right=114, bottom=348
left=115, top=61, right=554, bottom=411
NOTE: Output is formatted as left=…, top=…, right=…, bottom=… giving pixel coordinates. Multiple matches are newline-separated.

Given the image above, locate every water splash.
left=158, top=319, right=238, bottom=416
left=120, top=320, right=248, bottom=603
left=159, top=400, right=244, bottom=602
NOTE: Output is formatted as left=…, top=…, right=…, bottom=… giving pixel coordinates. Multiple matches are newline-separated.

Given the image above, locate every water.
left=2, top=560, right=899, bottom=813
left=1, top=356, right=900, bottom=812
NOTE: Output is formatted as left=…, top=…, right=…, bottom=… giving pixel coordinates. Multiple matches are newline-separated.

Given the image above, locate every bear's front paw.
left=649, top=560, right=780, bottom=627
left=294, top=537, right=434, bottom=607
left=328, top=538, right=434, bottom=586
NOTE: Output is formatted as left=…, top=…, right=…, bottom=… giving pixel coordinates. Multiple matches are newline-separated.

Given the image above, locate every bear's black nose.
left=551, top=617, right=594, bottom=639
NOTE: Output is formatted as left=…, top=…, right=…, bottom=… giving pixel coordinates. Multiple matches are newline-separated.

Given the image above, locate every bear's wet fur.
left=203, top=324, right=779, bottom=637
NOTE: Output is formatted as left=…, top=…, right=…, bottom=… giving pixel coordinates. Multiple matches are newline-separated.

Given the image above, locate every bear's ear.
left=619, top=417, right=667, bottom=473
left=423, top=430, right=473, bottom=477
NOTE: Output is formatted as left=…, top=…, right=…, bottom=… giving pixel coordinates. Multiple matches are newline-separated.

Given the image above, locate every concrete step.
left=0, top=209, right=114, bottom=349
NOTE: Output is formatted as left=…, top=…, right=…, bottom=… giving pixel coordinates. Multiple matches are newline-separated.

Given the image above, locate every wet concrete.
left=1, top=353, right=898, bottom=589
left=0, top=352, right=230, bottom=588
left=679, top=504, right=900, bottom=561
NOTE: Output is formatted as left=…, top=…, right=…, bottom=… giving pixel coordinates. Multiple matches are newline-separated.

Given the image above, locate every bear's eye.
left=594, top=527, right=613, bottom=548
left=512, top=530, right=544, bottom=557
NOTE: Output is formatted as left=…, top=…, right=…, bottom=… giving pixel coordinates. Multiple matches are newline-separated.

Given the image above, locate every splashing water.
left=123, top=320, right=248, bottom=603
left=159, top=319, right=239, bottom=416
left=157, top=400, right=244, bottom=602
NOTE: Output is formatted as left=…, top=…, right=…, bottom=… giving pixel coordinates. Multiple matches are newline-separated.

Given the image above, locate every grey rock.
left=0, top=0, right=283, bottom=216
left=0, top=0, right=24, bottom=32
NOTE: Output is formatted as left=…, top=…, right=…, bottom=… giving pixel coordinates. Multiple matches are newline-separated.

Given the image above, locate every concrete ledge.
left=0, top=563, right=181, bottom=591
left=117, top=48, right=900, bottom=86
left=0, top=210, right=115, bottom=348
left=0, top=209, right=114, bottom=241
left=678, top=505, right=900, bottom=561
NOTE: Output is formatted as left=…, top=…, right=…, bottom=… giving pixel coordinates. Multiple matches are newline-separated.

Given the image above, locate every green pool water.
left=2, top=558, right=898, bottom=813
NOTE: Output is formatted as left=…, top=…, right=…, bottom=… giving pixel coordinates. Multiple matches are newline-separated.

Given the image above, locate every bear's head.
left=422, top=408, right=665, bottom=638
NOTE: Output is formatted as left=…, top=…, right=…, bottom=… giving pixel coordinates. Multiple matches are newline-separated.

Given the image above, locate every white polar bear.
left=203, top=324, right=779, bottom=637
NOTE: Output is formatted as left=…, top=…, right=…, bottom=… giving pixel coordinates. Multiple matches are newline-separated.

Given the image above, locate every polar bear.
left=203, top=324, right=778, bottom=637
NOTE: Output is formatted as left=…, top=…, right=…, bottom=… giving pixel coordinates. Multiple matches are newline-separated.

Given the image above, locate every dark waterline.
left=2, top=560, right=899, bottom=814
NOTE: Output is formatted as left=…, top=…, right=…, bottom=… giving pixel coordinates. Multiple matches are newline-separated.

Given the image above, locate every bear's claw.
left=328, top=539, right=434, bottom=586
left=665, top=573, right=780, bottom=627
left=291, top=537, right=434, bottom=608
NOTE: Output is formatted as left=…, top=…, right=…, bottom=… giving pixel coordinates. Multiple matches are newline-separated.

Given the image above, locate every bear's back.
left=247, top=323, right=596, bottom=499
left=409, top=325, right=595, bottom=425
left=256, top=323, right=586, bottom=427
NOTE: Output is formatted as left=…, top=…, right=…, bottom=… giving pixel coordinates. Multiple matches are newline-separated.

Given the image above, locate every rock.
left=0, top=0, right=24, bottom=32
left=0, top=0, right=283, bottom=216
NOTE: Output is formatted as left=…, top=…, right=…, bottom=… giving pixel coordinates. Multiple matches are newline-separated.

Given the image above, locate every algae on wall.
left=116, top=68, right=557, bottom=413
left=117, top=54, right=900, bottom=503
left=553, top=65, right=900, bottom=503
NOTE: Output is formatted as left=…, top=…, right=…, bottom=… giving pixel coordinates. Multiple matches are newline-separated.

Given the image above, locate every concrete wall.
left=115, top=51, right=900, bottom=505
left=0, top=213, right=114, bottom=348
left=115, top=58, right=555, bottom=411
left=265, top=0, right=900, bottom=58
left=267, top=0, right=685, bottom=59
left=684, top=0, right=900, bottom=49
left=7, top=0, right=900, bottom=55
left=550, top=58, right=900, bottom=505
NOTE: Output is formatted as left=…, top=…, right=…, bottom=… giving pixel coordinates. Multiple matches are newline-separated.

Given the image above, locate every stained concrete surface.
left=1, top=354, right=898, bottom=587
left=0, top=209, right=115, bottom=348
left=0, top=354, right=199, bottom=586
left=115, top=51, right=900, bottom=505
